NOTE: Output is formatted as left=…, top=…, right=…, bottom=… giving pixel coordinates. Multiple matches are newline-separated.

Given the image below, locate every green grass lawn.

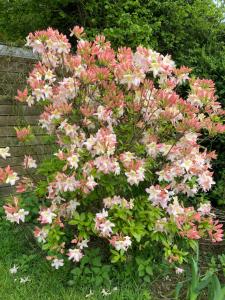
left=1, top=215, right=219, bottom=299
left=0, top=220, right=153, bottom=300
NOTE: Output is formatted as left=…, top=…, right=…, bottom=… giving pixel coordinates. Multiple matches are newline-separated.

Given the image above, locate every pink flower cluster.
left=2, top=26, right=224, bottom=268
left=3, top=197, right=29, bottom=224
left=95, top=209, right=115, bottom=237
left=0, top=165, right=19, bottom=186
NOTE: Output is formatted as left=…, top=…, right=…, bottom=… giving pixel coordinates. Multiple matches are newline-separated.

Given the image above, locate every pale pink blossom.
left=99, top=220, right=115, bottom=237
left=68, top=248, right=83, bottom=262
left=125, top=168, right=145, bottom=185
left=77, top=239, right=89, bottom=250
left=155, top=218, right=167, bottom=232
left=67, top=153, right=80, bottom=169
left=67, top=200, right=80, bottom=213
left=5, top=208, right=29, bottom=224
left=6, top=172, right=19, bottom=186
left=86, top=175, right=98, bottom=191
left=167, top=197, right=184, bottom=216
left=94, top=156, right=120, bottom=175
left=110, top=235, right=132, bottom=251
left=39, top=208, right=57, bottom=224
left=23, top=155, right=37, bottom=169
left=175, top=267, right=184, bottom=274
left=34, top=227, right=49, bottom=243
left=146, top=185, right=172, bottom=209
left=197, top=202, right=211, bottom=216
left=103, top=196, right=134, bottom=209
left=198, top=172, right=215, bottom=191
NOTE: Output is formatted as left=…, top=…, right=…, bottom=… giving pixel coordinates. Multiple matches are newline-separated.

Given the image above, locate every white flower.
left=45, top=69, right=56, bottom=82
left=43, top=84, right=53, bottom=98
left=155, top=218, right=167, bottom=233
left=68, top=248, right=83, bottom=262
left=23, top=155, right=37, bottom=169
left=67, top=153, right=79, bottom=169
left=35, top=227, right=49, bottom=243
left=0, top=147, right=10, bottom=159
left=84, top=135, right=96, bottom=151
left=86, top=176, right=97, bottom=191
left=198, top=202, right=211, bottom=215
left=85, top=290, right=94, bottom=298
left=114, top=236, right=132, bottom=251
left=9, top=264, right=19, bottom=274
left=77, top=239, right=89, bottom=250
left=96, top=209, right=108, bottom=220
left=6, top=172, right=19, bottom=186
left=101, top=289, right=111, bottom=296
left=33, top=88, right=43, bottom=101
left=52, top=196, right=65, bottom=205
left=181, top=159, right=193, bottom=171
left=99, top=220, right=115, bottom=237
left=197, top=173, right=215, bottom=192
left=62, top=176, right=80, bottom=192
left=167, top=197, right=184, bottom=216
left=20, top=276, right=30, bottom=284
left=146, top=185, right=171, bottom=209
left=6, top=209, right=29, bottom=224
left=103, top=196, right=133, bottom=209
left=39, top=208, right=57, bottom=224
left=67, top=200, right=80, bottom=213
left=175, top=267, right=184, bottom=275
left=51, top=258, right=64, bottom=269
left=125, top=167, right=145, bottom=185
left=5, top=212, right=19, bottom=223
left=146, top=142, right=158, bottom=158
left=26, top=95, right=35, bottom=107
left=159, top=144, right=172, bottom=156
left=16, top=209, right=29, bottom=223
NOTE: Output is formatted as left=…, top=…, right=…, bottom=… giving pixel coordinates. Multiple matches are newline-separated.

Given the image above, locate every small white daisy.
left=101, top=289, right=111, bottom=296
left=9, top=264, right=19, bottom=274
left=20, top=276, right=30, bottom=284
left=85, top=290, right=94, bottom=298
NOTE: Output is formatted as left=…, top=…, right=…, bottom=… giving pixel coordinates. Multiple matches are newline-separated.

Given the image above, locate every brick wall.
left=0, top=45, right=53, bottom=197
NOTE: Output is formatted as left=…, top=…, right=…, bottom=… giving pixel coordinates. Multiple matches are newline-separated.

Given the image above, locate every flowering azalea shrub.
left=1, top=26, right=225, bottom=271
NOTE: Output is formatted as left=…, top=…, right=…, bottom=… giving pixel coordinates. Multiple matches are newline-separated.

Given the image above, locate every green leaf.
left=84, top=268, right=92, bottom=275
left=92, top=258, right=102, bottom=267
left=95, top=276, right=103, bottom=286
left=92, top=267, right=100, bottom=274
left=145, top=266, right=153, bottom=276
left=143, top=275, right=151, bottom=283
left=175, top=282, right=183, bottom=299
left=101, top=272, right=109, bottom=280
left=71, top=268, right=81, bottom=276
left=102, top=265, right=111, bottom=273
left=195, top=273, right=213, bottom=293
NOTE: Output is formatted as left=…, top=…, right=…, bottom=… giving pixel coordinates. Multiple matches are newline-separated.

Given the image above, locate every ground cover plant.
left=0, top=26, right=225, bottom=296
